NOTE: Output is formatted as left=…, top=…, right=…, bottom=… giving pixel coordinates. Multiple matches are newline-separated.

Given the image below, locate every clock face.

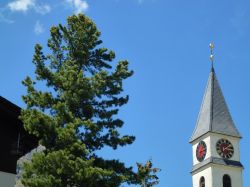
left=216, top=139, right=234, bottom=159
left=196, top=141, right=207, bottom=162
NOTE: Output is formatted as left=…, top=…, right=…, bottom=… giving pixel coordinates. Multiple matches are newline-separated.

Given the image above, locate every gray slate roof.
left=190, top=67, right=241, bottom=142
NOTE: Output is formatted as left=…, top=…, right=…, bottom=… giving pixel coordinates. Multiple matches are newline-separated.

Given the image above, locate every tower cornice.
left=190, top=131, right=242, bottom=145
left=191, top=157, right=244, bottom=174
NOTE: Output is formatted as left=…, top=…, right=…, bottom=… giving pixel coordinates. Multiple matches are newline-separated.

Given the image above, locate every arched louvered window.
left=200, top=176, right=205, bottom=187
left=223, top=174, right=231, bottom=187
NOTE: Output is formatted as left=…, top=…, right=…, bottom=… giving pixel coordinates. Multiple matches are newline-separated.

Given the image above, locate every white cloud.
left=34, top=20, right=44, bottom=35
left=8, top=0, right=51, bottom=15
left=8, top=0, right=35, bottom=12
left=66, top=0, right=89, bottom=14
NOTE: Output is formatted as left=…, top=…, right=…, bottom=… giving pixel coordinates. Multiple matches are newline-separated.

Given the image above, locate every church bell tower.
left=189, top=44, right=243, bottom=187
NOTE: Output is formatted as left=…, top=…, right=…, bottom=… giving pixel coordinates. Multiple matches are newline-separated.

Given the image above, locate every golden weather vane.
left=209, top=43, right=214, bottom=67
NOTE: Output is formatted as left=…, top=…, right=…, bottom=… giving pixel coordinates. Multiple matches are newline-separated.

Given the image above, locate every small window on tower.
left=200, top=176, right=205, bottom=187
left=223, top=174, right=231, bottom=187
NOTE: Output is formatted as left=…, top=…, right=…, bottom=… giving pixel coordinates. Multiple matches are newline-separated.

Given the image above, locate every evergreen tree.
left=20, top=14, right=140, bottom=187
left=136, top=160, right=160, bottom=187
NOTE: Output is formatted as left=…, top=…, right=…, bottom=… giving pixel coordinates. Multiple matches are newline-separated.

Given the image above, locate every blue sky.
left=1, top=0, right=250, bottom=186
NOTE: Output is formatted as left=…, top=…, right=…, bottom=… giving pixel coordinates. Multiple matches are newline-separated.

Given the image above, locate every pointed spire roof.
left=190, top=67, right=241, bottom=142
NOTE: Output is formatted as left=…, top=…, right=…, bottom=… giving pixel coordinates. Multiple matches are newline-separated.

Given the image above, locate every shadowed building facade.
left=0, top=96, right=37, bottom=187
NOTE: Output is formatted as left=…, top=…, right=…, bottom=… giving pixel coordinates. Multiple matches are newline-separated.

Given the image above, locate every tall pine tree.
left=20, top=14, right=159, bottom=187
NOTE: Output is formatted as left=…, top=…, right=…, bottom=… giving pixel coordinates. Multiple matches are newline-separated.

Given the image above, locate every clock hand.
left=225, top=145, right=231, bottom=150
left=223, top=145, right=231, bottom=152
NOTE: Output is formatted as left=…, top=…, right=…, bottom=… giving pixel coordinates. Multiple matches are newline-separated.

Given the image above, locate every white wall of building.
left=192, top=165, right=213, bottom=187
left=0, top=171, right=15, bottom=187
left=212, top=164, right=243, bottom=187
left=191, top=133, right=243, bottom=187
left=192, top=164, right=243, bottom=187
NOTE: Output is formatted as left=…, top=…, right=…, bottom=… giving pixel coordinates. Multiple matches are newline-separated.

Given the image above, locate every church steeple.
left=190, top=67, right=241, bottom=142
left=190, top=44, right=243, bottom=187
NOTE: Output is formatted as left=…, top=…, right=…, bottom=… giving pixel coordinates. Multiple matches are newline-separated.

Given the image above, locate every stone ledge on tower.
left=191, top=156, right=243, bottom=173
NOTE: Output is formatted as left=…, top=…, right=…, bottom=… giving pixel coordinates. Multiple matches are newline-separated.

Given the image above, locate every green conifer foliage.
left=136, top=160, right=160, bottom=187
left=20, top=14, right=139, bottom=187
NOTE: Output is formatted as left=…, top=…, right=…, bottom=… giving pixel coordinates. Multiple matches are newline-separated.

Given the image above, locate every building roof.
left=0, top=96, right=21, bottom=117
left=190, top=67, right=241, bottom=143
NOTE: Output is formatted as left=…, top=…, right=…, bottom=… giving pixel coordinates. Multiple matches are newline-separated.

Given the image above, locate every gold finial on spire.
left=209, top=43, right=214, bottom=66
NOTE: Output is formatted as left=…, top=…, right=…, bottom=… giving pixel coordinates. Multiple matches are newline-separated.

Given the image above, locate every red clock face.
left=216, top=139, right=234, bottom=159
left=196, top=141, right=207, bottom=162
